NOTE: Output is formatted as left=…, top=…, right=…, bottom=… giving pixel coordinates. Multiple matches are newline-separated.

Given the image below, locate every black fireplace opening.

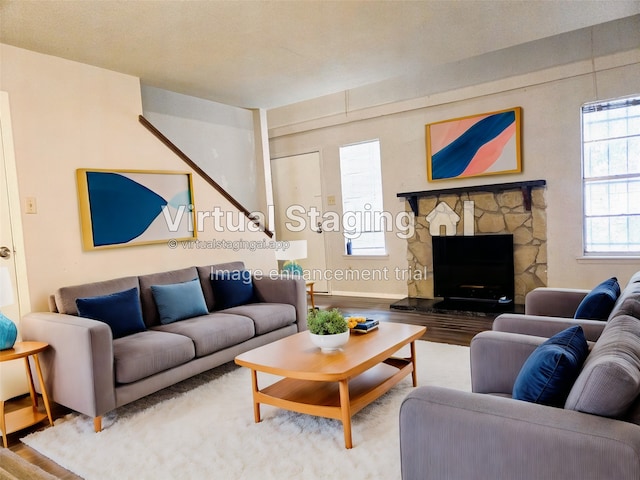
left=431, top=234, right=515, bottom=312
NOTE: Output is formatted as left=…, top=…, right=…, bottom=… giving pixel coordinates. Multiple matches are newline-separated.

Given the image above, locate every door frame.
left=0, top=91, right=31, bottom=398
left=0, top=91, right=31, bottom=318
left=271, top=150, right=330, bottom=293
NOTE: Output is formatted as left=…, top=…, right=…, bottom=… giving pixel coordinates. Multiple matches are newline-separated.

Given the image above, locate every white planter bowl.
left=309, top=330, right=350, bottom=352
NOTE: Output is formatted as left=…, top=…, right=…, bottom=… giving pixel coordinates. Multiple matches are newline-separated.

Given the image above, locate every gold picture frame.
left=77, top=169, right=196, bottom=250
left=426, top=107, right=522, bottom=181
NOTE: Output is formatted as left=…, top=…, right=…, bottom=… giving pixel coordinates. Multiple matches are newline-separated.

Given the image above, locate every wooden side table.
left=305, top=281, right=316, bottom=310
left=0, top=341, right=53, bottom=447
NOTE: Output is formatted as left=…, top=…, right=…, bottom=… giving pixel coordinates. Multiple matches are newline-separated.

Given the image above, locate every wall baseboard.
left=329, top=290, right=406, bottom=300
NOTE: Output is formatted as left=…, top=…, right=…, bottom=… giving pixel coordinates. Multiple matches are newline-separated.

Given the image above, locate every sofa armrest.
left=494, top=313, right=606, bottom=342
left=21, top=312, right=116, bottom=418
left=470, top=330, right=545, bottom=394
left=399, top=386, right=640, bottom=480
left=252, top=276, right=307, bottom=331
left=525, top=287, right=589, bottom=316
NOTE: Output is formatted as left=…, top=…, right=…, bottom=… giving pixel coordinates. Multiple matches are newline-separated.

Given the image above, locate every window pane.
left=629, top=137, right=640, bottom=174
left=339, top=140, right=386, bottom=255
left=630, top=216, right=640, bottom=247
left=351, top=231, right=386, bottom=255
left=584, top=182, right=609, bottom=216
left=610, top=216, right=628, bottom=246
left=585, top=217, right=609, bottom=252
left=583, top=141, right=608, bottom=178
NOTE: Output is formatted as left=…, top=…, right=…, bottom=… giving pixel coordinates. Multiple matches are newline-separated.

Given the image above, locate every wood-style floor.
left=6, top=295, right=496, bottom=478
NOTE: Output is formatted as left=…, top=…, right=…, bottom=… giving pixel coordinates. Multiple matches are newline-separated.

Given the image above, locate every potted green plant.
left=307, top=308, right=350, bottom=352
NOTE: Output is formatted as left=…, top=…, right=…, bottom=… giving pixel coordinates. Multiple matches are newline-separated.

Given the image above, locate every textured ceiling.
left=1, top=0, right=639, bottom=109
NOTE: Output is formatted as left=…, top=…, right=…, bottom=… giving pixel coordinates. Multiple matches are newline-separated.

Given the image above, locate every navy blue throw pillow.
left=512, top=325, right=589, bottom=407
left=211, top=270, right=254, bottom=310
left=76, top=287, right=146, bottom=339
left=574, top=277, right=620, bottom=320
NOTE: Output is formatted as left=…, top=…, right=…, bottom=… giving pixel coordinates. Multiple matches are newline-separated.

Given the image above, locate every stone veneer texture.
left=406, top=189, right=547, bottom=305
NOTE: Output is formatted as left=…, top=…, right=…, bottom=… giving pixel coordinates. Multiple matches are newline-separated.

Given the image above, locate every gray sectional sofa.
left=22, top=261, right=307, bottom=432
left=399, top=272, right=640, bottom=480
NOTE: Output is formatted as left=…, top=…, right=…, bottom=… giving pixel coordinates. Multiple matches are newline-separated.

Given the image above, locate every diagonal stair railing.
left=139, top=115, right=273, bottom=238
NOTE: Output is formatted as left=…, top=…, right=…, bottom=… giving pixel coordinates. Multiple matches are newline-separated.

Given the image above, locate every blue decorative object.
left=151, top=279, right=209, bottom=324
left=275, top=240, right=307, bottom=277
left=574, top=277, right=621, bottom=320
left=513, top=325, right=589, bottom=407
left=210, top=270, right=255, bottom=310
left=0, top=311, right=17, bottom=350
left=76, top=287, right=147, bottom=339
left=346, top=239, right=352, bottom=255
left=281, top=261, right=303, bottom=276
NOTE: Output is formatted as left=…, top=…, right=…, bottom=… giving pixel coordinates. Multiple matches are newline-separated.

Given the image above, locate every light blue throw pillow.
left=76, top=287, right=146, bottom=339
left=151, top=278, right=209, bottom=324
left=512, top=325, right=589, bottom=407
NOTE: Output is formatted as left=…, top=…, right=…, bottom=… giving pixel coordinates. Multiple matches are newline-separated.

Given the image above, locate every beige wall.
left=269, top=50, right=640, bottom=297
left=0, top=44, right=277, bottom=313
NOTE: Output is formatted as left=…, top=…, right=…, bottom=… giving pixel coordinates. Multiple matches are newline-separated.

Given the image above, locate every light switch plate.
left=25, top=197, right=37, bottom=214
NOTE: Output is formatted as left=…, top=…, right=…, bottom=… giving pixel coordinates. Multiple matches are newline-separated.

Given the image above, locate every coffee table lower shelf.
left=250, top=357, right=413, bottom=448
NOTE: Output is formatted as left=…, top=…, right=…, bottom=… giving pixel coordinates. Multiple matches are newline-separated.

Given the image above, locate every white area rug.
left=22, top=340, right=470, bottom=480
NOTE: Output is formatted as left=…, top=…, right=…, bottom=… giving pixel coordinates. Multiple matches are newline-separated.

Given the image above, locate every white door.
left=271, top=152, right=328, bottom=292
left=0, top=92, right=28, bottom=399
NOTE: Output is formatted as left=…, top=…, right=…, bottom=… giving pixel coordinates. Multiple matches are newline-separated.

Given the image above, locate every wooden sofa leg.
left=94, top=416, right=102, bottom=432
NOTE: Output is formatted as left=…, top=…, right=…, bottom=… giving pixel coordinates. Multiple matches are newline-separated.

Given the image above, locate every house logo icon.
left=426, top=201, right=476, bottom=236
left=426, top=202, right=460, bottom=236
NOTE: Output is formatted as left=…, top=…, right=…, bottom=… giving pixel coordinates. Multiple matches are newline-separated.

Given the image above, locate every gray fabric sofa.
left=22, top=261, right=307, bottom=432
left=491, top=272, right=640, bottom=342
left=399, top=273, right=640, bottom=480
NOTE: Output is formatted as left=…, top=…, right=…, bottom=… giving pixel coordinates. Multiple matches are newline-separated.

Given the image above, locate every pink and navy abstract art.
left=427, top=107, right=521, bottom=181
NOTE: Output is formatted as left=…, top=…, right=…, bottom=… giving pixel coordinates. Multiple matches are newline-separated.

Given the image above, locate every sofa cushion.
left=138, top=267, right=199, bottom=327
left=150, top=278, right=208, bottom=324
left=196, top=262, right=245, bottom=311
left=222, top=303, right=296, bottom=335
left=512, top=326, right=589, bottom=407
left=113, top=330, right=195, bottom=384
left=210, top=270, right=255, bottom=310
left=76, top=287, right=147, bottom=339
left=55, top=276, right=140, bottom=315
left=574, top=277, right=620, bottom=320
left=565, top=314, right=640, bottom=418
left=153, top=313, right=255, bottom=357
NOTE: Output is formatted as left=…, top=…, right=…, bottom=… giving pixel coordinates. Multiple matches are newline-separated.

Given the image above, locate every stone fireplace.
left=405, top=188, right=547, bottom=305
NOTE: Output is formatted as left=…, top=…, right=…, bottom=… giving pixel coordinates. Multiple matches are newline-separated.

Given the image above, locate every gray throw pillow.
left=565, top=314, right=640, bottom=418
left=613, top=296, right=640, bottom=321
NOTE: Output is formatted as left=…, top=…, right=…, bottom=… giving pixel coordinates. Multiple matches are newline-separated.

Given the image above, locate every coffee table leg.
left=338, top=379, right=353, bottom=449
left=250, top=369, right=261, bottom=423
left=410, top=341, right=418, bottom=387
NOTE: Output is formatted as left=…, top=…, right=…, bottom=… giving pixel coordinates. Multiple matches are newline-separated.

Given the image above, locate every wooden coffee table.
left=234, top=322, right=426, bottom=448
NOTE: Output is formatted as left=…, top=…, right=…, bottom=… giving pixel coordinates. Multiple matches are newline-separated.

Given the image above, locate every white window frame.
left=339, top=139, right=386, bottom=256
left=582, top=95, right=640, bottom=255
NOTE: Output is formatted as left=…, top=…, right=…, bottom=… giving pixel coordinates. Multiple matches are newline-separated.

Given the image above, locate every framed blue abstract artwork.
left=426, top=107, right=522, bottom=181
left=77, top=169, right=196, bottom=250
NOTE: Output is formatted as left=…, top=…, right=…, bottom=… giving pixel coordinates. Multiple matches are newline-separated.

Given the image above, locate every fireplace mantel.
left=397, top=179, right=546, bottom=215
